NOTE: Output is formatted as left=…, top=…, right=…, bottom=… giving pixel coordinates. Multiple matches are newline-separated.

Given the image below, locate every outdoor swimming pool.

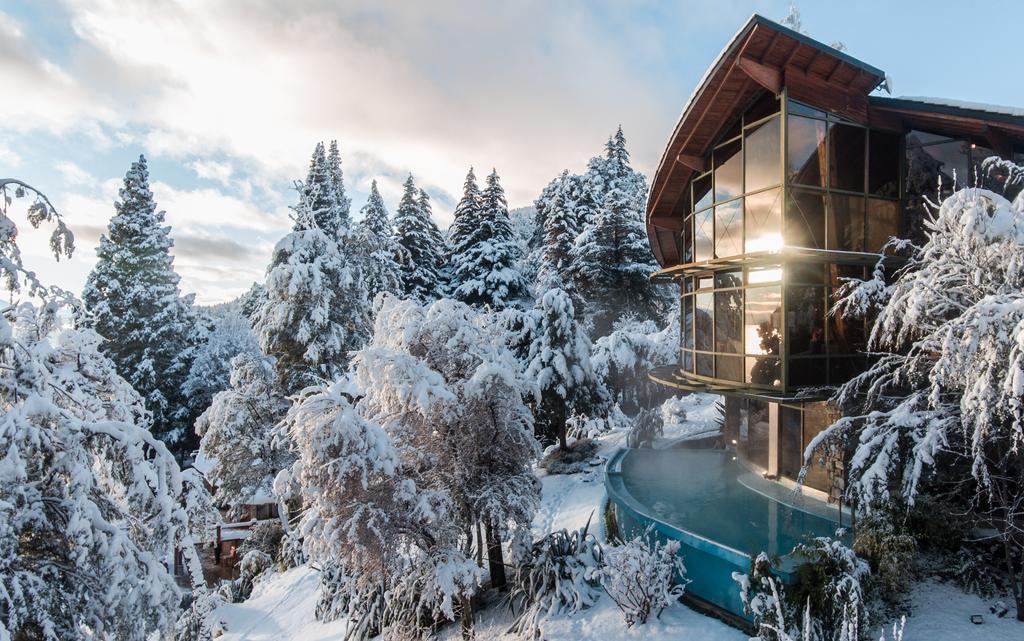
left=605, top=447, right=847, bottom=622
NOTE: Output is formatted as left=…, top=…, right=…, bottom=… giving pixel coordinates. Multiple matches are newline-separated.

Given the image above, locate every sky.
left=3, top=0, right=1023, bottom=305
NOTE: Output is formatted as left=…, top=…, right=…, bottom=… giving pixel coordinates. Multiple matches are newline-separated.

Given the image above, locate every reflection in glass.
left=802, top=403, right=834, bottom=492
left=682, top=350, right=694, bottom=372
left=715, top=290, right=743, bottom=354
left=788, top=100, right=826, bottom=119
left=746, top=356, right=781, bottom=387
left=697, top=353, right=714, bottom=377
left=828, top=124, right=866, bottom=192
left=693, top=173, right=713, bottom=211
left=744, top=116, right=781, bottom=192
left=779, top=406, right=802, bottom=480
left=788, top=116, right=827, bottom=187
left=744, top=399, right=771, bottom=469
left=714, top=138, right=743, bottom=202
left=694, top=210, right=714, bottom=261
left=715, top=270, right=742, bottom=290
left=866, top=198, right=899, bottom=252
left=746, top=91, right=780, bottom=123
left=745, top=286, right=781, bottom=355
left=787, top=286, right=825, bottom=355
left=787, top=262, right=824, bottom=284
left=827, top=302, right=865, bottom=355
left=745, top=187, right=783, bottom=253
left=869, top=130, right=900, bottom=197
left=695, top=292, right=713, bottom=351
left=786, top=189, right=826, bottom=248
left=827, top=193, right=865, bottom=251
left=715, top=199, right=743, bottom=258
left=716, top=355, right=743, bottom=383
left=682, top=296, right=694, bottom=350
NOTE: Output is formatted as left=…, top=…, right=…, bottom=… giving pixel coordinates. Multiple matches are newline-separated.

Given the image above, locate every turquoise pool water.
left=605, top=447, right=846, bottom=622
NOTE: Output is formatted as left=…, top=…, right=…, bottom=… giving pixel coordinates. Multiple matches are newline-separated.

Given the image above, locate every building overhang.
left=646, top=14, right=887, bottom=268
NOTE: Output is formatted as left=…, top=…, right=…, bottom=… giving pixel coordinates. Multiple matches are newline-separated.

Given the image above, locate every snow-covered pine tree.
left=195, top=352, right=291, bottom=518
left=537, top=170, right=579, bottom=288
left=418, top=187, right=448, bottom=268
left=393, top=174, right=444, bottom=302
left=447, top=167, right=483, bottom=264
left=570, top=128, right=663, bottom=335
left=327, top=139, right=352, bottom=232
left=527, top=286, right=608, bottom=449
left=355, top=179, right=406, bottom=304
left=1, top=178, right=213, bottom=641
left=301, top=142, right=343, bottom=238
left=82, top=155, right=199, bottom=457
left=181, top=309, right=261, bottom=422
left=255, top=171, right=370, bottom=394
left=450, top=169, right=528, bottom=309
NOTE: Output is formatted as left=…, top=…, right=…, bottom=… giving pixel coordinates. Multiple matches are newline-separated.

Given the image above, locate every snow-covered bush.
left=789, top=537, right=870, bottom=636
left=237, top=550, right=274, bottom=600
left=852, top=512, right=917, bottom=608
left=626, top=407, right=663, bottom=448
left=238, top=520, right=285, bottom=565
left=381, top=551, right=480, bottom=641
left=508, top=520, right=604, bottom=637
left=538, top=438, right=600, bottom=475
left=599, top=533, right=687, bottom=626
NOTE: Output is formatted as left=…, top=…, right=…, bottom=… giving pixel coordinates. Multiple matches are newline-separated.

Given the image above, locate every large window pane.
left=786, top=189, right=826, bottom=248
left=695, top=292, right=713, bottom=351
left=715, top=270, right=742, bottom=289
left=827, top=301, right=866, bottom=355
left=693, top=173, right=713, bottom=212
left=715, top=199, right=743, bottom=258
left=745, top=115, right=781, bottom=192
left=788, top=100, right=826, bottom=119
left=787, top=115, right=827, bottom=187
left=866, top=198, right=899, bottom=252
left=869, top=130, right=900, bottom=197
left=827, top=193, right=865, bottom=251
left=828, top=124, right=866, bottom=192
left=715, top=290, right=743, bottom=354
left=694, top=210, right=714, bottom=262
left=697, top=353, right=714, bottom=377
left=829, top=357, right=863, bottom=386
left=746, top=92, right=780, bottom=124
left=745, top=286, right=782, bottom=355
left=714, top=138, right=743, bottom=202
left=716, top=355, right=744, bottom=383
left=682, top=350, right=694, bottom=372
left=681, top=214, right=693, bottom=263
left=682, top=295, right=694, bottom=350
left=745, top=187, right=783, bottom=253
left=787, top=286, right=825, bottom=355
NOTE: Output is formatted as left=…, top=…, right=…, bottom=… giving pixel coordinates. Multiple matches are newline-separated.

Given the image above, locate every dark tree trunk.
left=557, top=422, right=568, bottom=451
left=475, top=522, right=484, bottom=567
left=459, top=595, right=474, bottom=640
left=485, top=519, right=506, bottom=590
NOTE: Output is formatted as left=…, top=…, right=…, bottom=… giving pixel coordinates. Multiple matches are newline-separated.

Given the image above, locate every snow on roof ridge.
left=894, top=96, right=1024, bottom=118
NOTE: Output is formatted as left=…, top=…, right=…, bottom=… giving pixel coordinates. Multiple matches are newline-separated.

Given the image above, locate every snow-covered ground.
left=214, top=392, right=1022, bottom=640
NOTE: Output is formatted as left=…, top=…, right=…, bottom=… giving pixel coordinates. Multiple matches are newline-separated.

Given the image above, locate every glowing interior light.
left=731, top=439, right=738, bottom=445
left=745, top=233, right=784, bottom=254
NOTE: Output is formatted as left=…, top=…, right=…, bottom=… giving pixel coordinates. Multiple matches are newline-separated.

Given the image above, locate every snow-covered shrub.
left=626, top=407, right=663, bottom=448
left=174, top=586, right=227, bottom=641
left=278, top=528, right=306, bottom=570
left=238, top=520, right=285, bottom=564
left=381, top=550, right=480, bottom=641
left=237, top=549, right=274, bottom=600
left=538, top=438, right=600, bottom=475
left=599, top=533, right=687, bottom=626
left=788, top=538, right=870, bottom=638
left=734, top=553, right=799, bottom=641
left=507, top=520, right=604, bottom=637
left=852, top=512, right=917, bottom=608
left=951, top=547, right=1000, bottom=598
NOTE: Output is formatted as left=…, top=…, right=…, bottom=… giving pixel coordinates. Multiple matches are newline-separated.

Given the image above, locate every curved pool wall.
left=605, top=447, right=846, bottom=622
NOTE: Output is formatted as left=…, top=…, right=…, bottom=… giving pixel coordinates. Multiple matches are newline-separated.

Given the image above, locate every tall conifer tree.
left=356, top=179, right=405, bottom=305
left=83, top=155, right=197, bottom=456
left=450, top=169, right=527, bottom=309
left=326, top=139, right=352, bottom=232
left=394, top=174, right=444, bottom=302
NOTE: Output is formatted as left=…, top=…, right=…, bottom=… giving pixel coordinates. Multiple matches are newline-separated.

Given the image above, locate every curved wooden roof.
left=646, top=14, right=886, bottom=267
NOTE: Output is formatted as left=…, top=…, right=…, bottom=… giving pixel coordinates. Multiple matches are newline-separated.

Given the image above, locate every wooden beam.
left=676, top=153, right=706, bottom=172
left=982, top=125, right=1014, bottom=157
left=781, top=41, right=803, bottom=68
left=759, top=30, right=781, bottom=63
left=736, top=56, right=782, bottom=94
left=825, top=58, right=844, bottom=83
left=804, top=49, right=823, bottom=74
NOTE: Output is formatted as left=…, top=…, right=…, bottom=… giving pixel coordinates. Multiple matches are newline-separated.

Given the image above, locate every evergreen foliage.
left=255, top=143, right=370, bottom=394
left=450, top=169, right=527, bottom=308
left=355, top=179, right=405, bottom=304
left=82, top=155, right=199, bottom=456
left=327, top=139, right=352, bottom=232
left=393, top=174, right=444, bottom=303
left=527, top=287, right=608, bottom=449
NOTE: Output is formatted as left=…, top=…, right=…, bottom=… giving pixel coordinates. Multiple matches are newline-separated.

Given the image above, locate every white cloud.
left=55, top=160, right=95, bottom=186
left=187, top=159, right=234, bottom=186
left=0, top=146, right=21, bottom=168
